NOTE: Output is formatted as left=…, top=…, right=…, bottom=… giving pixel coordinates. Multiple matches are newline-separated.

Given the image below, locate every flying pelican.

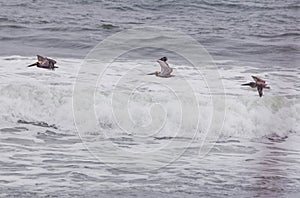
left=147, top=57, right=173, bottom=78
left=242, top=76, right=270, bottom=97
left=28, top=55, right=58, bottom=70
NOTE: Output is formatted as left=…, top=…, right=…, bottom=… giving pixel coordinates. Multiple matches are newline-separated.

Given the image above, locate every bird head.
left=159, top=57, right=168, bottom=62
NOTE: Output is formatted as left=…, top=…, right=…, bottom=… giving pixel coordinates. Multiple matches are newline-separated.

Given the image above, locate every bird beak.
left=147, top=72, right=156, bottom=75
left=241, top=83, right=251, bottom=86
left=27, top=62, right=37, bottom=67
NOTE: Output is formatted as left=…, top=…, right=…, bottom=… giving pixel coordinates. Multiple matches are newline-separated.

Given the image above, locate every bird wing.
left=47, top=58, right=57, bottom=65
left=158, top=60, right=172, bottom=76
left=252, top=76, right=265, bottom=83
left=37, top=55, right=45, bottom=64
left=257, top=86, right=263, bottom=97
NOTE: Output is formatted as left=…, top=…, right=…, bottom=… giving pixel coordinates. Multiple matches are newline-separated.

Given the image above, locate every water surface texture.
left=0, top=0, right=299, bottom=197
left=0, top=0, right=299, bottom=66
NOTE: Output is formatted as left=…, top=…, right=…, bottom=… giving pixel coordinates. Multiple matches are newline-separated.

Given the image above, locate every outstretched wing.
left=47, top=58, right=57, bottom=65
left=252, top=76, right=265, bottom=83
left=37, top=55, right=45, bottom=64
left=158, top=60, right=172, bottom=76
left=257, top=86, right=263, bottom=97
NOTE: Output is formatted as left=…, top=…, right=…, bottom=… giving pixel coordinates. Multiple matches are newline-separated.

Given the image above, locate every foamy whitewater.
left=1, top=0, right=300, bottom=197
left=0, top=55, right=299, bottom=197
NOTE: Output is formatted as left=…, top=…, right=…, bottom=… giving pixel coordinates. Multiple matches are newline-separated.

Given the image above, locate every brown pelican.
left=242, top=76, right=270, bottom=97
left=28, top=55, right=58, bottom=70
left=147, top=57, right=173, bottom=78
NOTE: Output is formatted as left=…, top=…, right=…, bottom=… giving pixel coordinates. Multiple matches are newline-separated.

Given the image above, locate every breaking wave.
left=0, top=56, right=299, bottom=141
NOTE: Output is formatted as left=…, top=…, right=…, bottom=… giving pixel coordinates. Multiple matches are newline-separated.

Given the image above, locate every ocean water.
left=0, top=0, right=300, bottom=197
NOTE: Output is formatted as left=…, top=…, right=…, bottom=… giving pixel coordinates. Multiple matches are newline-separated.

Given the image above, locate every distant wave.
left=249, top=32, right=300, bottom=39
left=201, top=0, right=300, bottom=11
left=17, top=120, right=58, bottom=129
left=0, top=24, right=27, bottom=29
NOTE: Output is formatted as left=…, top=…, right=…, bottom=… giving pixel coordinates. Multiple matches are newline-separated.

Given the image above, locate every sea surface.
left=0, top=0, right=299, bottom=197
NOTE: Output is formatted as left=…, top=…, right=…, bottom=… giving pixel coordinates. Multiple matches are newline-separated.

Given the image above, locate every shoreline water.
left=0, top=0, right=299, bottom=197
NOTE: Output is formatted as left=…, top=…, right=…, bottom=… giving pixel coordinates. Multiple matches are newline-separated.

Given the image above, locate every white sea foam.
left=0, top=56, right=299, bottom=139
left=0, top=56, right=299, bottom=197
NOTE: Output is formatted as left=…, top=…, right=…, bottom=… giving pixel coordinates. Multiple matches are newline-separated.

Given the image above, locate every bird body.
left=28, top=55, right=58, bottom=70
left=242, top=76, right=270, bottom=97
left=148, top=57, right=173, bottom=78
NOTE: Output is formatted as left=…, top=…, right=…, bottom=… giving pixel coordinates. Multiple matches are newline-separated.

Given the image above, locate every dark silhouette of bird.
left=28, top=55, right=58, bottom=70
left=242, top=76, right=270, bottom=97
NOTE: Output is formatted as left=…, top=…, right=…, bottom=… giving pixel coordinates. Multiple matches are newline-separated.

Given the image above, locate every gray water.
left=0, top=0, right=299, bottom=66
left=0, top=0, right=300, bottom=197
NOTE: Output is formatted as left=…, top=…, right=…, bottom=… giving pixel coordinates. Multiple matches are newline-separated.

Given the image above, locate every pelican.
left=242, top=76, right=270, bottom=97
left=28, top=55, right=58, bottom=70
left=147, top=57, right=173, bottom=78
